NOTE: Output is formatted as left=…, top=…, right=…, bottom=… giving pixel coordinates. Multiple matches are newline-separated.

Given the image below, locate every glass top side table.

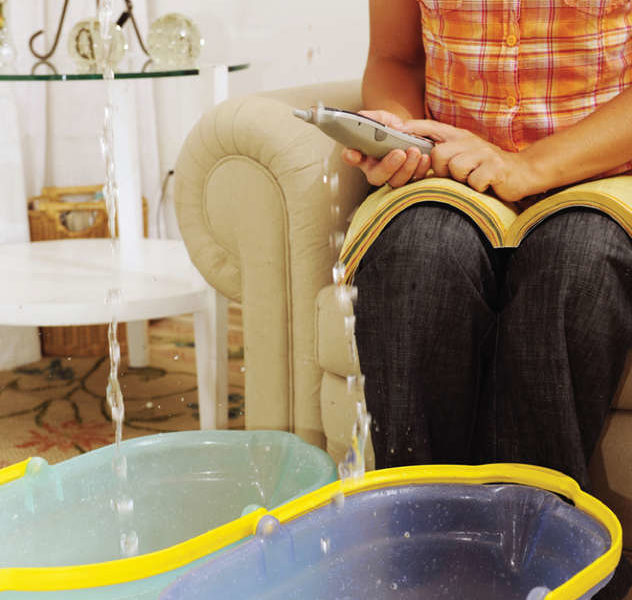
left=0, top=54, right=249, bottom=81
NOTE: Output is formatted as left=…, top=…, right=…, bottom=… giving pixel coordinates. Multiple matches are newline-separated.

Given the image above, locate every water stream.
left=98, top=0, right=138, bottom=558
left=321, top=119, right=372, bottom=519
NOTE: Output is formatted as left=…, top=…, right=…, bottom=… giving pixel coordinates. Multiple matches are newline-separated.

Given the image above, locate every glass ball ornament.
left=67, top=19, right=128, bottom=72
left=147, top=13, right=203, bottom=66
left=0, top=1, right=16, bottom=70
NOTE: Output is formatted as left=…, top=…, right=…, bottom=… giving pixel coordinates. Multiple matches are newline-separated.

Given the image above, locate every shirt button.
left=506, top=34, right=518, bottom=47
left=506, top=96, right=517, bottom=108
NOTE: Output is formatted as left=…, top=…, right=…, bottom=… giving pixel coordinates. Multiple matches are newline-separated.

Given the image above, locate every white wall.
left=147, top=0, right=370, bottom=96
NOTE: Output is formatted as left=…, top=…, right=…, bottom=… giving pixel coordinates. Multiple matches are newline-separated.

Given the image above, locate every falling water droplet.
left=332, top=261, right=346, bottom=285
left=359, top=373, right=366, bottom=384
left=338, top=401, right=371, bottom=488
left=344, top=315, right=355, bottom=337
left=329, top=231, right=345, bottom=252
left=105, top=287, right=122, bottom=305
left=320, top=537, right=330, bottom=554
left=335, top=284, right=357, bottom=311
left=329, top=172, right=339, bottom=195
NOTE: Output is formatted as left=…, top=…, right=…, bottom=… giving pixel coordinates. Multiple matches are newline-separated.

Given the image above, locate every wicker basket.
left=28, top=185, right=148, bottom=357
left=39, top=324, right=128, bottom=358
left=29, top=185, right=148, bottom=241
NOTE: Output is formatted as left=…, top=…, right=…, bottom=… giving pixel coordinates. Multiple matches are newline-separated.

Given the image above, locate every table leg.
left=110, top=79, right=143, bottom=257
left=126, top=320, right=149, bottom=367
left=110, top=78, right=149, bottom=367
left=193, top=288, right=229, bottom=430
left=0, top=88, right=41, bottom=369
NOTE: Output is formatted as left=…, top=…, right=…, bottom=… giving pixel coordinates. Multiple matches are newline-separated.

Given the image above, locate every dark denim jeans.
left=354, top=203, right=632, bottom=599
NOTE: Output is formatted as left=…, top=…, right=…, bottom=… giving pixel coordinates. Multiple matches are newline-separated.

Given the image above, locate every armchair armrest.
left=175, top=80, right=369, bottom=446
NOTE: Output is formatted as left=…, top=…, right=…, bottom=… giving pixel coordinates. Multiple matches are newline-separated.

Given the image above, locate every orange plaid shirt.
left=418, top=0, right=632, bottom=158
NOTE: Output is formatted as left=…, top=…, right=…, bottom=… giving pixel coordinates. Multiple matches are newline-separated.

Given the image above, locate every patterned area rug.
left=0, top=311, right=244, bottom=469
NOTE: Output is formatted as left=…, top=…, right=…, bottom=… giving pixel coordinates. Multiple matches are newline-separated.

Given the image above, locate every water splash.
left=498, top=487, right=552, bottom=574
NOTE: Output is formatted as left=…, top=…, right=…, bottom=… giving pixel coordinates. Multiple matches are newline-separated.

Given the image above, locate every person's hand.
left=341, top=110, right=432, bottom=188
left=401, top=119, right=539, bottom=203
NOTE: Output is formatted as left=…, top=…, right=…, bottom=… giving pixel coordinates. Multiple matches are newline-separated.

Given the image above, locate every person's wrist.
left=519, top=145, right=556, bottom=197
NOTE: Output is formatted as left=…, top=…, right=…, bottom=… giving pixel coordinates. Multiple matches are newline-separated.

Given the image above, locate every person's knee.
left=513, top=209, right=630, bottom=293
left=359, top=204, right=493, bottom=278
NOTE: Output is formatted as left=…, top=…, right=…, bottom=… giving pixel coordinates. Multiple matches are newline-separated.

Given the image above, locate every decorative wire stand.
left=28, top=0, right=148, bottom=62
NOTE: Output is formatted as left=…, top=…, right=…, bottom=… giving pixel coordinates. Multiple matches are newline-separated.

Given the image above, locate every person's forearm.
left=523, top=86, right=632, bottom=192
left=362, top=56, right=425, bottom=121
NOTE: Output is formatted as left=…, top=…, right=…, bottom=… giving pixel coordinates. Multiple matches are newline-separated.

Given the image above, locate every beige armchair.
left=174, top=80, right=632, bottom=548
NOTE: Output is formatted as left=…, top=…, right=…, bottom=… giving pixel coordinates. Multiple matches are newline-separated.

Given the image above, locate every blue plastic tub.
left=160, top=464, right=622, bottom=600
left=0, top=430, right=337, bottom=598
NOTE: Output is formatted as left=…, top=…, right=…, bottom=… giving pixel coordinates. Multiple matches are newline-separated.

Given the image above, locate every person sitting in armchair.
left=342, top=1, right=632, bottom=597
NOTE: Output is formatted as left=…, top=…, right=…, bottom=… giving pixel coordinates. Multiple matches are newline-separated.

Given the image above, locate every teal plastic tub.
left=0, top=430, right=337, bottom=598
